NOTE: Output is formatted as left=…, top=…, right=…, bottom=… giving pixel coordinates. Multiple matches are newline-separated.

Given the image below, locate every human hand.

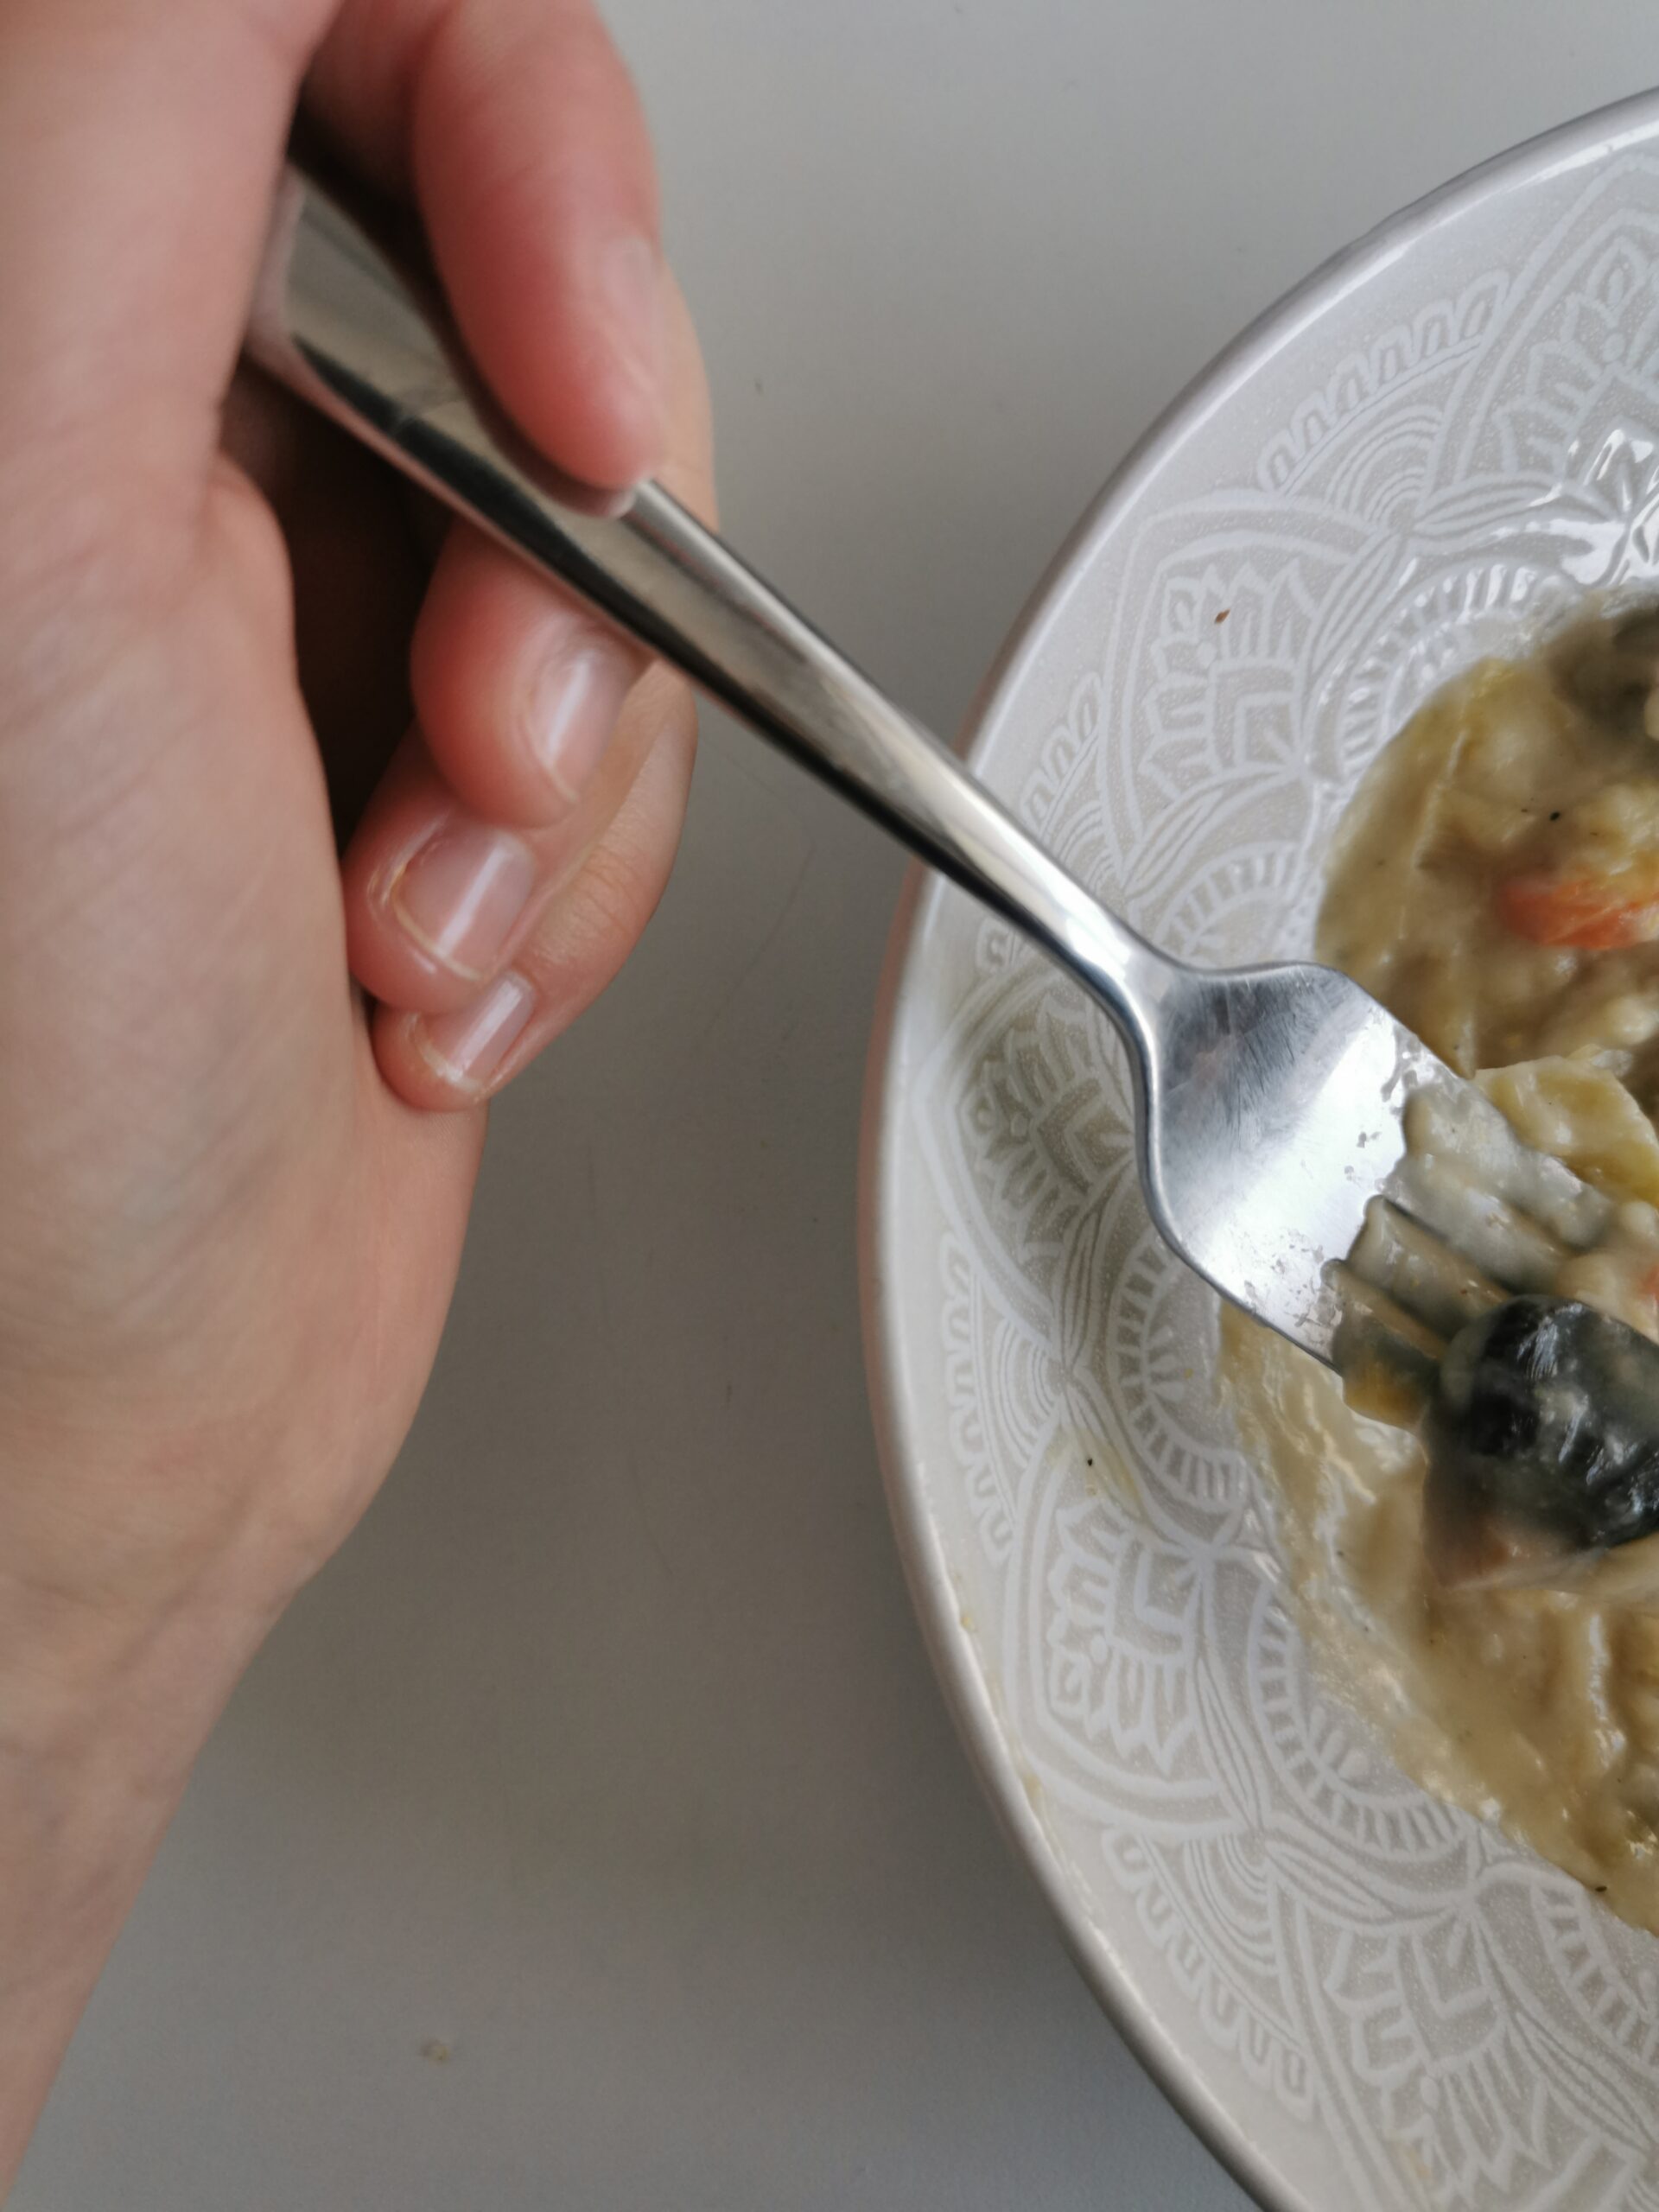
left=0, top=0, right=711, bottom=2174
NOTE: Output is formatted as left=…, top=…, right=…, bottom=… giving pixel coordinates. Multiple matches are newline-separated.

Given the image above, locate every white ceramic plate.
left=862, top=89, right=1659, bottom=2212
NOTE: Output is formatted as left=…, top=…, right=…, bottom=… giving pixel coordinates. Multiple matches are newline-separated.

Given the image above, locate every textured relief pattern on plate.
left=901, top=150, right=1659, bottom=2212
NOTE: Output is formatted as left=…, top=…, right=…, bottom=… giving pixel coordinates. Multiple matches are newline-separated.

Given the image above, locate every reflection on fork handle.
left=246, top=162, right=1167, bottom=1054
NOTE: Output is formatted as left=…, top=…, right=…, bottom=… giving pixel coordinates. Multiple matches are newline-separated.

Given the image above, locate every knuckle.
left=563, top=835, right=655, bottom=957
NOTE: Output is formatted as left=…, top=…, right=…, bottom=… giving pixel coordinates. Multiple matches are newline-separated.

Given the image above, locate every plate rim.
left=857, top=80, right=1659, bottom=2212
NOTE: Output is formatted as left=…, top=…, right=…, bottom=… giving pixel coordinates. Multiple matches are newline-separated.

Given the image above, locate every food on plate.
left=1422, top=1294, right=1659, bottom=1586
left=1223, top=604, right=1659, bottom=1928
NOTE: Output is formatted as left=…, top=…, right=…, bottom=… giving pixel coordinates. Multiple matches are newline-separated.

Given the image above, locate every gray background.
left=19, top=6, right=1659, bottom=2208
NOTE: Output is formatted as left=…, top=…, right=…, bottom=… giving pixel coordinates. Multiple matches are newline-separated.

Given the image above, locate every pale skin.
left=0, top=0, right=715, bottom=2186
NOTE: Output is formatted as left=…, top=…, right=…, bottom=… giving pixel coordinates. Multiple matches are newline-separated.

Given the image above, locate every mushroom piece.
left=1423, top=1296, right=1659, bottom=1591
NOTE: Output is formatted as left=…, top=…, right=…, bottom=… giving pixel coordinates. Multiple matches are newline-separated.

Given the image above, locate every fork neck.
left=609, top=484, right=1175, bottom=1065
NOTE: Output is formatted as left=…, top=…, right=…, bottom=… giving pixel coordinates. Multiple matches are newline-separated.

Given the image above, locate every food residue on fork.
left=1222, top=602, right=1659, bottom=1932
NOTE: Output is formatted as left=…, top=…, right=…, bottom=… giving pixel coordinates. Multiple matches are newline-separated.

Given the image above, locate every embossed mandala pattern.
left=895, top=149, right=1659, bottom=2210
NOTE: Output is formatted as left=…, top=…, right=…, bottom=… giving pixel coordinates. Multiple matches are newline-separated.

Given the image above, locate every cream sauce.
left=1223, top=610, right=1659, bottom=1928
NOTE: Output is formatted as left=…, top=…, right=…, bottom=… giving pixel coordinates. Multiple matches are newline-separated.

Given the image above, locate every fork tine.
left=1348, top=1198, right=1507, bottom=1336
left=1387, top=1149, right=1571, bottom=1293
left=1327, top=1266, right=1443, bottom=1423
left=1402, top=1085, right=1611, bottom=1248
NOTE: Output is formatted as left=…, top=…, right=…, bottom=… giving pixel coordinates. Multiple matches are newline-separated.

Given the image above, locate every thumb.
left=0, top=0, right=334, bottom=559
left=0, top=0, right=671, bottom=594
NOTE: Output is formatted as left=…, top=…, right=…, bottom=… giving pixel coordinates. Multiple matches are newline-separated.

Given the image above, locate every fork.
left=245, top=162, right=1605, bottom=1365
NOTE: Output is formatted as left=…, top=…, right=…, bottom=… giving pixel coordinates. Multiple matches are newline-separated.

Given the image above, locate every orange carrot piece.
left=1497, top=873, right=1659, bottom=950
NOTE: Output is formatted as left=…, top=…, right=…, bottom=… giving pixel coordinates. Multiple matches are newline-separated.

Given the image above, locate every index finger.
left=309, top=0, right=668, bottom=488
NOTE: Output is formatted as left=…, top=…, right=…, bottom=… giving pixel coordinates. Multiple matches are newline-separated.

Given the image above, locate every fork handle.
left=246, top=165, right=1166, bottom=1044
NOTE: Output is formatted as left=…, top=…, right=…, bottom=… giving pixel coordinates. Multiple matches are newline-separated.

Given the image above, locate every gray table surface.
left=19, top=6, right=1659, bottom=2208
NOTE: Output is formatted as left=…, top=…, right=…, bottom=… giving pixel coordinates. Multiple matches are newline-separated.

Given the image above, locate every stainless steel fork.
left=245, top=163, right=1603, bottom=1364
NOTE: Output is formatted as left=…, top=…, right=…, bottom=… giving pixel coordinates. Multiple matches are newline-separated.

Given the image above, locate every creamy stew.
left=1223, top=607, right=1659, bottom=1929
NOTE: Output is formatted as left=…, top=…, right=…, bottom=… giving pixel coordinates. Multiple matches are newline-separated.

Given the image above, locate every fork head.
left=1130, top=960, right=1599, bottom=1365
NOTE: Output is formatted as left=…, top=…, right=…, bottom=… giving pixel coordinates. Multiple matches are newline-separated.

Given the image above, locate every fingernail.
left=530, top=641, right=636, bottom=807
left=389, top=823, right=537, bottom=982
left=415, top=971, right=537, bottom=1093
left=597, top=232, right=668, bottom=426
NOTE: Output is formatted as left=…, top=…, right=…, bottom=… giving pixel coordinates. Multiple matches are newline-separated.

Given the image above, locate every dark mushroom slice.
left=1422, top=1296, right=1659, bottom=1591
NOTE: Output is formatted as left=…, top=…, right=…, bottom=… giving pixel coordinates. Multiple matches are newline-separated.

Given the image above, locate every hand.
left=0, top=0, right=712, bottom=2177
